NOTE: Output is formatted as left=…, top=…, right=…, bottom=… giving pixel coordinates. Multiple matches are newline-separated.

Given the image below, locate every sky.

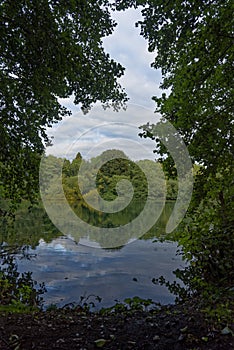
left=46, top=8, right=163, bottom=161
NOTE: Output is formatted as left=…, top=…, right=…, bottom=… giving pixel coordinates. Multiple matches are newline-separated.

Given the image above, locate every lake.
left=0, top=202, right=184, bottom=309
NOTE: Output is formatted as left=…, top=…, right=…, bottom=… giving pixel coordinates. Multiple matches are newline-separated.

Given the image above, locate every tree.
left=116, top=0, right=233, bottom=168
left=70, top=152, right=83, bottom=177
left=138, top=0, right=233, bottom=166
left=117, top=0, right=234, bottom=312
left=0, top=0, right=127, bottom=204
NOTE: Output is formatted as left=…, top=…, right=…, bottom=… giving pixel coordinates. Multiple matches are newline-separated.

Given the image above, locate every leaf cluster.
left=0, top=0, right=127, bottom=203
left=0, top=250, right=46, bottom=312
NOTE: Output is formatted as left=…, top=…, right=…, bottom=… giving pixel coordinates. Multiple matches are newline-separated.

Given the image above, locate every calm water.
left=1, top=202, right=184, bottom=309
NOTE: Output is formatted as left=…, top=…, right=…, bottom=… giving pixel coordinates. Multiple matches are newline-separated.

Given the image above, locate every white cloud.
left=103, top=8, right=161, bottom=107
left=46, top=104, right=160, bottom=161
left=48, top=8, right=161, bottom=161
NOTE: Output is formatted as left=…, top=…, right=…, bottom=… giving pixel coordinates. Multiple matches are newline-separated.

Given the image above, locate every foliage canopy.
left=0, top=0, right=127, bottom=203
left=115, top=0, right=234, bottom=310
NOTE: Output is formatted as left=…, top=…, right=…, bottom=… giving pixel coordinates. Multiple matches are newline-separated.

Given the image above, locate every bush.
left=0, top=248, right=46, bottom=312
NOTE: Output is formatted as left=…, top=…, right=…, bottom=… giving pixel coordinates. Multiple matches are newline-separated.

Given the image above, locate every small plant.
left=0, top=249, right=46, bottom=312
left=46, top=303, right=58, bottom=311
left=61, top=293, right=102, bottom=312
left=100, top=296, right=158, bottom=315
left=124, top=296, right=156, bottom=311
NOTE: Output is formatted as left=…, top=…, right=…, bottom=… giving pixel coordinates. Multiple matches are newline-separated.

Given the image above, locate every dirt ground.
left=0, top=302, right=233, bottom=349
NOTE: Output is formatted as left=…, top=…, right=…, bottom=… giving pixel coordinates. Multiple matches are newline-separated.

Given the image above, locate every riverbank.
left=0, top=301, right=233, bottom=349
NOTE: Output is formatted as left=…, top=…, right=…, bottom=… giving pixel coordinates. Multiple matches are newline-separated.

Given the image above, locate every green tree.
left=0, top=0, right=127, bottom=205
left=70, top=152, right=83, bottom=177
left=137, top=0, right=233, bottom=167
left=118, top=0, right=234, bottom=312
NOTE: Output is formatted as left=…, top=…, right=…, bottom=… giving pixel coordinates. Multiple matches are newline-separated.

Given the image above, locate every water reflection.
left=0, top=202, right=184, bottom=308
left=17, top=236, right=183, bottom=308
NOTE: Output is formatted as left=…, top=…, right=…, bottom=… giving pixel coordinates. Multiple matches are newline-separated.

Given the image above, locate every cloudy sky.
left=46, top=8, right=163, bottom=161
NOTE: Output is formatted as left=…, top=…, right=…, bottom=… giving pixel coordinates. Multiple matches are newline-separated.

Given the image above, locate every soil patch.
left=0, top=302, right=233, bottom=349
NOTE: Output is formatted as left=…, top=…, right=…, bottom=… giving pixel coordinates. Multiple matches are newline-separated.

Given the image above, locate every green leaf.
left=94, top=339, right=107, bottom=347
